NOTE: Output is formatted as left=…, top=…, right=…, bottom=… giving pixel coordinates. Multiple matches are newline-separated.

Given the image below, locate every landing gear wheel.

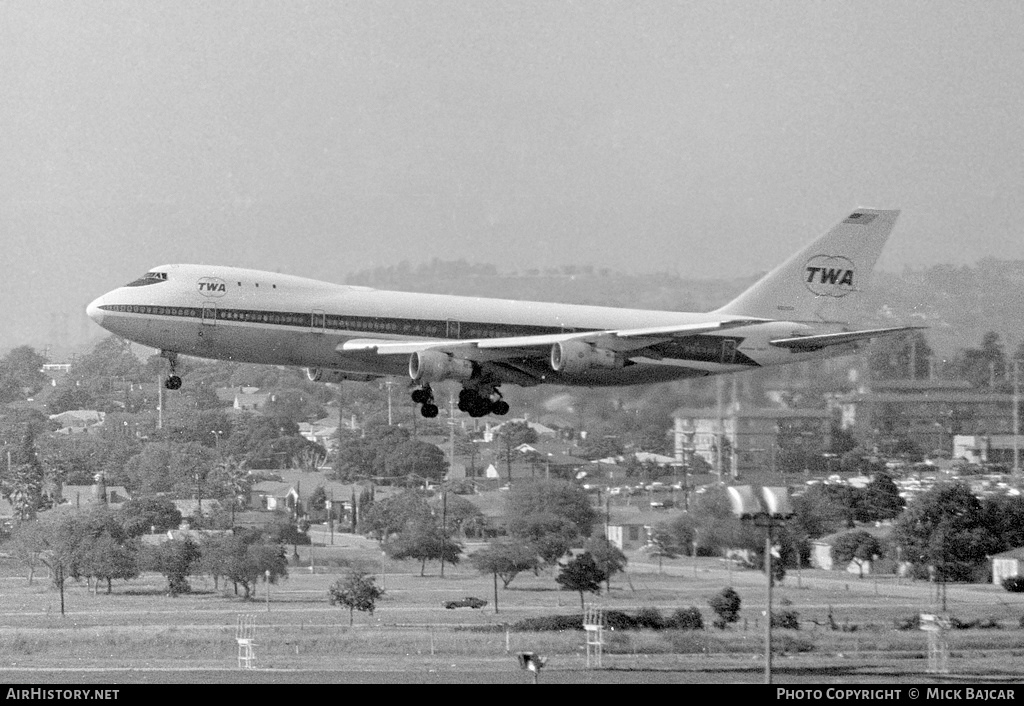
left=161, top=351, right=182, bottom=390
left=420, top=403, right=439, bottom=418
left=411, top=387, right=432, bottom=405
left=492, top=400, right=510, bottom=416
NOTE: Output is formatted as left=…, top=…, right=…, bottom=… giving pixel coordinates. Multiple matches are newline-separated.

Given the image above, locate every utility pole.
left=384, top=379, right=395, bottom=426
left=1014, top=359, right=1020, bottom=478
left=440, top=488, right=448, bottom=578
left=716, top=376, right=724, bottom=484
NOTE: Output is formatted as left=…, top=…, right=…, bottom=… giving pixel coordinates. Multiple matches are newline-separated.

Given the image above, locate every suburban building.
left=992, top=548, right=1024, bottom=586
left=672, top=405, right=832, bottom=478
left=49, top=409, right=105, bottom=434
left=835, top=379, right=1019, bottom=455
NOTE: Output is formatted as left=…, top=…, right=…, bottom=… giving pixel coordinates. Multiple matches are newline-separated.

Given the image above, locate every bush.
left=708, top=587, right=741, bottom=630
left=895, top=614, right=921, bottom=631
left=775, top=634, right=815, bottom=653
left=512, top=615, right=583, bottom=632
left=635, top=608, right=666, bottom=630
left=670, top=607, right=704, bottom=631
left=772, top=610, right=800, bottom=630
left=1003, top=576, right=1024, bottom=593
left=604, top=611, right=640, bottom=631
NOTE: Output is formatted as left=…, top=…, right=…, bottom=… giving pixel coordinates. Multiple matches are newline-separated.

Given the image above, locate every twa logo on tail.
left=804, top=255, right=855, bottom=297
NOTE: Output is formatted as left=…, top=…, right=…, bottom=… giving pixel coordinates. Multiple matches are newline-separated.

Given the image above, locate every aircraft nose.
left=86, top=297, right=105, bottom=326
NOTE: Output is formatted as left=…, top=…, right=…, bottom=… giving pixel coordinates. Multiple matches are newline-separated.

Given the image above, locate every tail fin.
left=714, top=208, right=900, bottom=322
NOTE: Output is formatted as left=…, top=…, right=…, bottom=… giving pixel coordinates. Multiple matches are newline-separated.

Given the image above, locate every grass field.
left=3, top=533, right=1024, bottom=683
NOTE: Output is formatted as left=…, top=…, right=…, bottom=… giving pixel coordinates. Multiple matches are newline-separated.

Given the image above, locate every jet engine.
left=550, top=341, right=622, bottom=374
left=305, top=368, right=378, bottom=383
left=409, top=350, right=475, bottom=383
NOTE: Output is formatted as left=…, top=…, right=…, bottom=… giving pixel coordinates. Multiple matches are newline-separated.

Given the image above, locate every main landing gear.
left=411, top=385, right=439, bottom=418
left=410, top=385, right=511, bottom=418
left=458, top=387, right=509, bottom=418
left=161, top=350, right=182, bottom=390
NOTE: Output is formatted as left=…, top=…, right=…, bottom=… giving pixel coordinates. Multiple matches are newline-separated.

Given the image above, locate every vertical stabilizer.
left=714, top=209, right=899, bottom=322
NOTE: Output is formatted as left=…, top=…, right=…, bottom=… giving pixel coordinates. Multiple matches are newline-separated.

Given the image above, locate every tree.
left=894, top=482, right=999, bottom=583
left=116, top=497, right=183, bottom=537
left=430, top=492, right=483, bottom=537
left=860, top=473, right=905, bottom=522
left=868, top=330, right=934, bottom=381
left=470, top=538, right=539, bottom=589
left=9, top=519, right=47, bottom=585
left=583, top=536, right=627, bottom=593
left=555, top=551, right=605, bottom=611
left=708, top=587, right=742, bottom=630
left=647, top=525, right=682, bottom=572
left=1, top=423, right=47, bottom=521
left=494, top=421, right=537, bottom=484
left=830, top=530, right=883, bottom=579
left=80, top=533, right=139, bottom=594
left=383, top=515, right=463, bottom=576
left=216, top=530, right=289, bottom=599
left=951, top=331, right=1006, bottom=389
left=360, top=490, right=433, bottom=539
left=382, top=440, right=448, bottom=482
left=329, top=569, right=385, bottom=625
left=74, top=506, right=139, bottom=593
left=0, top=346, right=48, bottom=403
left=145, top=537, right=201, bottom=596
left=981, top=495, right=1024, bottom=552
left=505, top=479, right=597, bottom=564
left=34, top=508, right=91, bottom=615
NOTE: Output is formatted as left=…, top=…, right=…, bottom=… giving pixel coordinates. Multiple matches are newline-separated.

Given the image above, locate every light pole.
left=727, top=484, right=795, bottom=685
left=1013, top=360, right=1020, bottom=477
left=265, top=569, right=271, bottom=612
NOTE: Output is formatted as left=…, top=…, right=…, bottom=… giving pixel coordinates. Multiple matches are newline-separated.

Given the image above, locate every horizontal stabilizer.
left=769, top=326, right=925, bottom=351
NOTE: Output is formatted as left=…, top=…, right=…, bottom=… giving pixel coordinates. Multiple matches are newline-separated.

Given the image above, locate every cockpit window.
left=125, top=271, right=169, bottom=287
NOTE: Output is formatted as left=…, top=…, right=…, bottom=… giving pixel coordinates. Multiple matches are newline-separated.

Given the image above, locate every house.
left=482, top=418, right=557, bottom=443
left=58, top=482, right=130, bottom=508
left=214, top=387, right=270, bottom=412
left=604, top=507, right=683, bottom=551
left=172, top=499, right=223, bottom=518
left=49, top=409, right=105, bottom=434
left=140, top=527, right=232, bottom=547
left=810, top=525, right=894, bottom=575
left=250, top=482, right=300, bottom=513
left=991, top=548, right=1024, bottom=586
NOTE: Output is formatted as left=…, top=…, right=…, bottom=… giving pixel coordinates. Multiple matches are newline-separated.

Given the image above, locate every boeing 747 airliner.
left=87, top=209, right=916, bottom=418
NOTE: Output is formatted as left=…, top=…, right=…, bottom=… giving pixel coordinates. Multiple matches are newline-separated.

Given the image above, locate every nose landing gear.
left=161, top=351, right=182, bottom=390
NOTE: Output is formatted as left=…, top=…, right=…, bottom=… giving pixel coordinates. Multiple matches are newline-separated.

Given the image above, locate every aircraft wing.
left=339, top=318, right=765, bottom=359
left=769, top=326, right=925, bottom=351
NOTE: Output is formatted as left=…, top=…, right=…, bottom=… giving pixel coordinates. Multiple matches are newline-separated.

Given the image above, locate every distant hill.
left=346, top=258, right=1024, bottom=357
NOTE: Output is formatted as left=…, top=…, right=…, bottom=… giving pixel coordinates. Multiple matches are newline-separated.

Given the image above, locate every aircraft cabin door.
left=201, top=304, right=217, bottom=326
left=311, top=309, right=326, bottom=333
left=446, top=320, right=461, bottom=339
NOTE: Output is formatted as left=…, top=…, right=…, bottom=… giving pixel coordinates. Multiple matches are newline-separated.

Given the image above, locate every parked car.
left=443, top=596, right=488, bottom=609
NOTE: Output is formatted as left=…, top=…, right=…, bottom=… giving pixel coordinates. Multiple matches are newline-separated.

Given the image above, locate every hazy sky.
left=2, top=1, right=1023, bottom=349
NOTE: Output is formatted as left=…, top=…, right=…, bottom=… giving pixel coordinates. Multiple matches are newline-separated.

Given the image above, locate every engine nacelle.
left=305, top=367, right=378, bottom=384
left=550, top=341, right=622, bottom=374
left=409, top=350, right=475, bottom=383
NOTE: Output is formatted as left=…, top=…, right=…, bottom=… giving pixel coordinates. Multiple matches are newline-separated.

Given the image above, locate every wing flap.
left=769, top=326, right=925, bottom=351
left=338, top=319, right=764, bottom=358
